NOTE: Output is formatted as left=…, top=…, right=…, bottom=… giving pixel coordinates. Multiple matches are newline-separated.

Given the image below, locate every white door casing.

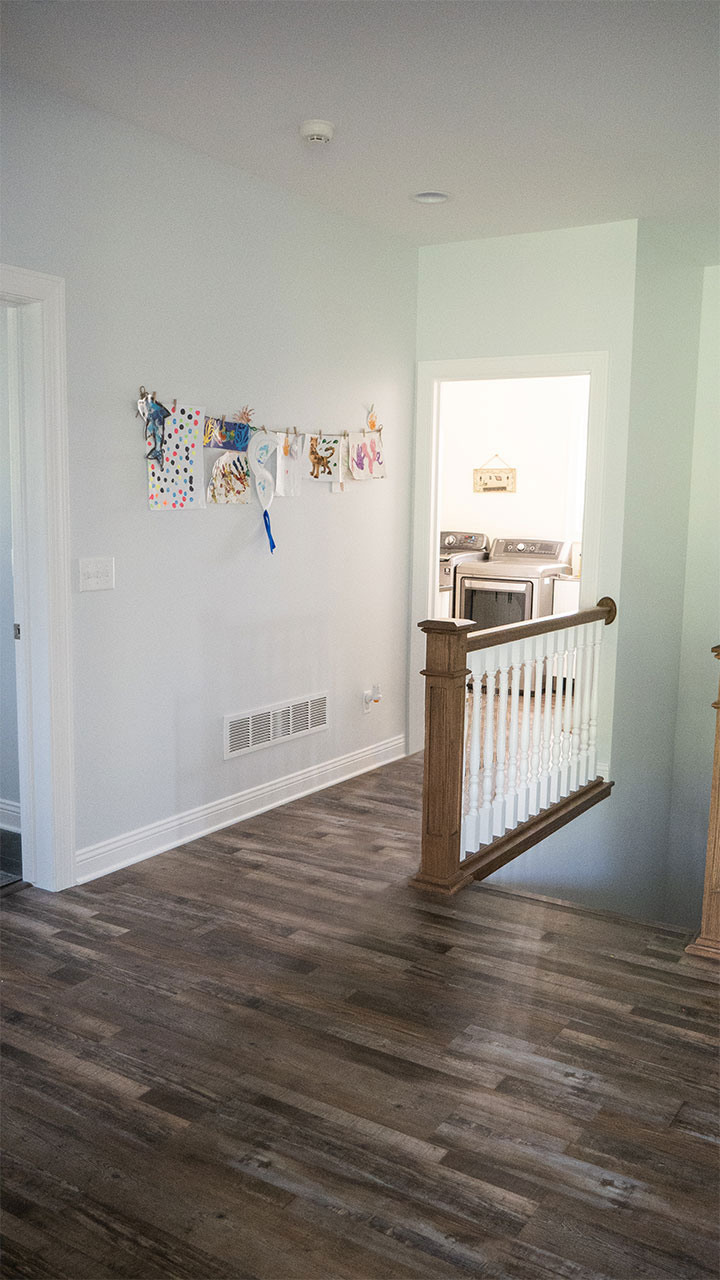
left=1, top=265, right=75, bottom=890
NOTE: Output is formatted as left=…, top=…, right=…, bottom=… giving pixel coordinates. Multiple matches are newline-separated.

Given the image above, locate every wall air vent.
left=224, top=693, right=328, bottom=760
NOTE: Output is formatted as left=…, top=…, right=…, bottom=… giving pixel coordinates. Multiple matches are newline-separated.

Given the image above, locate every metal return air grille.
left=224, top=694, right=328, bottom=759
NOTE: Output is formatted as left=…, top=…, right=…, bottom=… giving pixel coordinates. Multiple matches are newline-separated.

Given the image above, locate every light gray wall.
left=1, top=76, right=418, bottom=854
left=665, top=265, right=720, bottom=922
left=417, top=221, right=708, bottom=926
left=0, top=306, right=21, bottom=818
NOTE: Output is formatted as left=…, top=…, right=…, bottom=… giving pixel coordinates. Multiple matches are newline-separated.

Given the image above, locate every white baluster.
left=478, top=656, right=496, bottom=845
left=528, top=636, right=544, bottom=816
left=463, top=659, right=483, bottom=853
left=568, top=628, right=585, bottom=792
left=549, top=628, right=566, bottom=804
left=539, top=631, right=555, bottom=810
left=578, top=623, right=593, bottom=787
left=505, top=642, right=522, bottom=831
left=588, top=620, right=602, bottom=779
left=559, top=634, right=575, bottom=797
left=493, top=645, right=510, bottom=836
left=517, top=638, right=534, bottom=823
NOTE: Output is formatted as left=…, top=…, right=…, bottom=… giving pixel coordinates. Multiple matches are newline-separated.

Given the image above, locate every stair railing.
left=412, top=599, right=617, bottom=895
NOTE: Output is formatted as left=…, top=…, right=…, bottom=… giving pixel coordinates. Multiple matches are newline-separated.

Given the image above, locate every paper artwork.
left=308, top=435, right=340, bottom=481
left=207, top=451, right=251, bottom=503
left=138, top=388, right=171, bottom=467
left=203, top=406, right=253, bottom=451
left=276, top=432, right=307, bottom=497
left=248, top=432, right=278, bottom=552
left=148, top=403, right=205, bottom=509
left=349, top=431, right=386, bottom=480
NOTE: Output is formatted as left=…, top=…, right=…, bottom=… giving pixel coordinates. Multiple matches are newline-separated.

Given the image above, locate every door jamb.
left=1, top=264, right=75, bottom=890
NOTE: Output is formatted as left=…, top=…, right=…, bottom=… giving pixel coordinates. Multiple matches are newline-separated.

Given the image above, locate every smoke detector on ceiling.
left=300, top=119, right=335, bottom=144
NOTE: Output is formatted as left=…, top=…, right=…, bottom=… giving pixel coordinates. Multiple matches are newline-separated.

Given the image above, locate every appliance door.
left=455, top=575, right=533, bottom=627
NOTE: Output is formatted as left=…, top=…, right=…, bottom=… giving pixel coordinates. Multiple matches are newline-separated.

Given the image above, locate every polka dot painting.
left=147, top=404, right=205, bottom=510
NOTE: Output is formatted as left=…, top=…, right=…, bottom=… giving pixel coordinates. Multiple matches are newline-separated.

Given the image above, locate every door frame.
left=408, top=351, right=610, bottom=756
left=1, top=264, right=75, bottom=890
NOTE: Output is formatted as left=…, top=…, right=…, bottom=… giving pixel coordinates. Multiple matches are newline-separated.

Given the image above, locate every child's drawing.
left=138, top=387, right=171, bottom=468
left=309, top=435, right=340, bottom=480
left=276, top=432, right=306, bottom=497
left=148, top=403, right=205, bottom=509
left=203, top=405, right=254, bottom=451
left=207, top=451, right=251, bottom=503
left=349, top=431, right=386, bottom=480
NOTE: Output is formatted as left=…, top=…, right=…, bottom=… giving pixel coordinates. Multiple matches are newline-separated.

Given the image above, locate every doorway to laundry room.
left=435, top=373, right=589, bottom=621
left=409, top=351, right=611, bottom=757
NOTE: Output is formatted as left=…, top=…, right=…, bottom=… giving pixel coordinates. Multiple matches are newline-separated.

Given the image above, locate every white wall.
left=417, top=220, right=709, bottom=926
left=438, top=374, right=589, bottom=543
left=666, top=265, right=720, bottom=923
left=0, top=306, right=21, bottom=824
left=1, top=76, right=417, bottom=871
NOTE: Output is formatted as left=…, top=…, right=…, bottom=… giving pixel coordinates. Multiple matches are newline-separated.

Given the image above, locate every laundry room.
left=436, top=372, right=590, bottom=622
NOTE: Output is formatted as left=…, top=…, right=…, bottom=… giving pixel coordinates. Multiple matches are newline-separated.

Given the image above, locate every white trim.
left=0, top=265, right=75, bottom=890
left=74, top=734, right=407, bottom=884
left=408, top=352, right=612, bottom=757
left=0, top=799, right=21, bottom=833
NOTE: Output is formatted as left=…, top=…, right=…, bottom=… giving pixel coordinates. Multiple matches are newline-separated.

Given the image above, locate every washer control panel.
left=440, top=530, right=489, bottom=554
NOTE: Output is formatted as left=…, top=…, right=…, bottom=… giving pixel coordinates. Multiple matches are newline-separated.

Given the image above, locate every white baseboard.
left=74, top=734, right=407, bottom=885
left=0, top=799, right=21, bottom=833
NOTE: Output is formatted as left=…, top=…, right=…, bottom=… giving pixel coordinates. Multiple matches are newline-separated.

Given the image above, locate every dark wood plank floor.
left=1, top=753, right=718, bottom=1280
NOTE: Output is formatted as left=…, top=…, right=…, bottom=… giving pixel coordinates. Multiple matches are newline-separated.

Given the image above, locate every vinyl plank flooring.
left=1, top=753, right=718, bottom=1279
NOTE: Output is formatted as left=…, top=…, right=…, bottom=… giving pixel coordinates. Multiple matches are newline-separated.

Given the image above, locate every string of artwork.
left=136, top=388, right=387, bottom=552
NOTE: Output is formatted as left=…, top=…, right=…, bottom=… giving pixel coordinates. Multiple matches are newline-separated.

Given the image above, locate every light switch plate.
left=79, top=557, right=115, bottom=591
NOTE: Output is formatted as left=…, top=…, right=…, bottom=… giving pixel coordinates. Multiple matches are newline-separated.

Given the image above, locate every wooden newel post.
left=411, top=618, right=475, bottom=893
left=686, top=645, right=720, bottom=961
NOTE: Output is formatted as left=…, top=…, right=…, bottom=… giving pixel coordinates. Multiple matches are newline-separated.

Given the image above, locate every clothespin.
left=221, top=414, right=226, bottom=429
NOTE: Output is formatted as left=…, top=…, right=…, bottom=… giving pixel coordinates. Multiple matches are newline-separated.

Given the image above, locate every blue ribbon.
left=263, top=508, right=276, bottom=554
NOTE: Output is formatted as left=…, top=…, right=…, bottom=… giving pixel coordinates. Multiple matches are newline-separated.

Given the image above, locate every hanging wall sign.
left=473, top=453, right=516, bottom=493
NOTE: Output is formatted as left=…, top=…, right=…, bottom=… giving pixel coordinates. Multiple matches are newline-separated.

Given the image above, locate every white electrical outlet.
left=363, top=684, right=382, bottom=713
left=79, top=557, right=115, bottom=592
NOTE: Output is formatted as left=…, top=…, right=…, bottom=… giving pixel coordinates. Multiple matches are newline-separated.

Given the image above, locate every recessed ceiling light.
left=412, top=191, right=450, bottom=204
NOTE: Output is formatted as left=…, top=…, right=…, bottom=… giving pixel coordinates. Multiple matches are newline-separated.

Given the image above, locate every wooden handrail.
left=419, top=597, right=617, bottom=652
left=412, top=597, right=618, bottom=895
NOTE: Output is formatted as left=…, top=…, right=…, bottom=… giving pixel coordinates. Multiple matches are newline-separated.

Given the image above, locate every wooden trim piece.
left=411, top=777, right=613, bottom=895
left=0, top=265, right=75, bottom=891
left=685, top=936, right=720, bottom=962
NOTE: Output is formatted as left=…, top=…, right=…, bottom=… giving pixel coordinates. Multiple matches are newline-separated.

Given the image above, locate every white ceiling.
left=2, top=0, right=718, bottom=248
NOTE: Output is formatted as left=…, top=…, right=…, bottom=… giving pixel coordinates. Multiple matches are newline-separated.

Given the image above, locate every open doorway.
left=409, top=352, right=611, bottom=757
left=435, top=373, right=589, bottom=620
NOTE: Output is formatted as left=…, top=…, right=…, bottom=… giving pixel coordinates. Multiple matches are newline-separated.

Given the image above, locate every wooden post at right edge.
left=411, top=618, right=475, bottom=894
left=686, top=645, right=720, bottom=961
